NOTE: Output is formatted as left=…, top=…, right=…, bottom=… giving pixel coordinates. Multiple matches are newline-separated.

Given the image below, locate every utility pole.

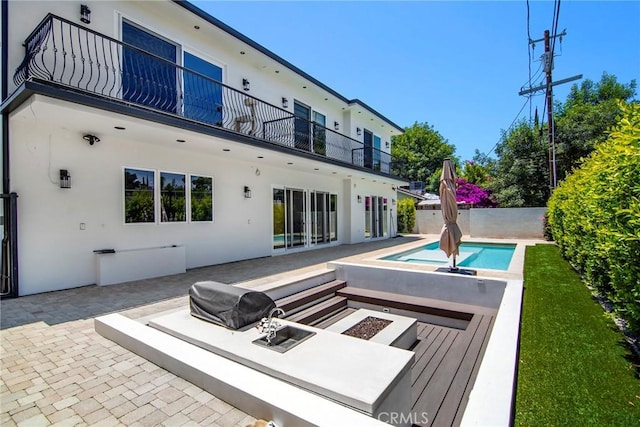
left=519, top=29, right=581, bottom=191
left=544, top=30, right=555, bottom=190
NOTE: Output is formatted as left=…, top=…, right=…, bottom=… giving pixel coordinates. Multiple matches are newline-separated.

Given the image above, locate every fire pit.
left=342, top=316, right=392, bottom=340
left=326, top=309, right=418, bottom=350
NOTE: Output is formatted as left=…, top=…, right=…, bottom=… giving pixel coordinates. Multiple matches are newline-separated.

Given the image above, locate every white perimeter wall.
left=416, top=207, right=546, bottom=239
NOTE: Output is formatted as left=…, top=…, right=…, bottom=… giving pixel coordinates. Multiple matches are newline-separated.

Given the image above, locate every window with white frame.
left=124, top=169, right=213, bottom=224
left=190, top=175, right=213, bottom=222
left=160, top=172, right=186, bottom=222
left=124, top=168, right=156, bottom=223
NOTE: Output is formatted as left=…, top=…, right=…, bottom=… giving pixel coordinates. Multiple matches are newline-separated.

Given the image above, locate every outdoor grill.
left=188, top=281, right=276, bottom=330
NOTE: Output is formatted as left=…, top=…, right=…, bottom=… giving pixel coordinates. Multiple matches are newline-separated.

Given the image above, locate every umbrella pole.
left=451, top=254, right=459, bottom=272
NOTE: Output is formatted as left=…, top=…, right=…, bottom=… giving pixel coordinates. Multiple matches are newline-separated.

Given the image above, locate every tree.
left=492, top=120, right=549, bottom=207
left=397, top=198, right=416, bottom=233
left=554, top=72, right=636, bottom=180
left=391, top=122, right=457, bottom=184
left=460, top=160, right=493, bottom=188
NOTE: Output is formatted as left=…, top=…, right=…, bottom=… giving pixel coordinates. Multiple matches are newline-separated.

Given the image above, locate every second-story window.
left=183, top=53, right=223, bottom=127
left=122, top=21, right=178, bottom=113
left=293, top=101, right=311, bottom=151
left=313, top=112, right=326, bottom=155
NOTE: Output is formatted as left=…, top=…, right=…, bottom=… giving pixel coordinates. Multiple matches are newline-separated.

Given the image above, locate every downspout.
left=1, top=0, right=18, bottom=298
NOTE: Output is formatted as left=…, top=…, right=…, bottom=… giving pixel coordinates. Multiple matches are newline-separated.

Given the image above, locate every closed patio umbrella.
left=439, top=158, right=462, bottom=270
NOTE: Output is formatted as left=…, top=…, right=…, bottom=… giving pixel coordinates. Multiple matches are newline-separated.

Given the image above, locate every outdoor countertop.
left=148, top=309, right=414, bottom=415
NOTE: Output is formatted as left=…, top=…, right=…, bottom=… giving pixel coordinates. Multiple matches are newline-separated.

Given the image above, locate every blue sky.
left=193, top=1, right=640, bottom=162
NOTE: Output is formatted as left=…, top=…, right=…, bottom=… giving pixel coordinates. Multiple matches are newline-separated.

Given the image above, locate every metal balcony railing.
left=13, top=14, right=400, bottom=176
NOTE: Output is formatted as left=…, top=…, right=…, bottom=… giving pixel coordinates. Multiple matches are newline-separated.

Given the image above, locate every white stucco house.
left=0, top=0, right=406, bottom=296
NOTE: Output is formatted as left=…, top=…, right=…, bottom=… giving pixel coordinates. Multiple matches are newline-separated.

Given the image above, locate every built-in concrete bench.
left=275, top=280, right=346, bottom=313
left=285, top=296, right=348, bottom=326
left=336, top=287, right=495, bottom=321
left=94, top=245, right=186, bottom=286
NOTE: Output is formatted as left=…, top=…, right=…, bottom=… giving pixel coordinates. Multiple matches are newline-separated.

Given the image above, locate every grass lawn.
left=515, top=244, right=640, bottom=426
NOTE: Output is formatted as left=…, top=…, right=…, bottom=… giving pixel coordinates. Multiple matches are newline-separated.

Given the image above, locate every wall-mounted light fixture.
left=392, top=198, right=396, bottom=205
left=80, top=4, right=91, bottom=24
left=334, top=121, right=339, bottom=131
left=391, top=185, right=396, bottom=191
left=82, top=134, right=100, bottom=145
left=386, top=140, right=390, bottom=148
left=281, top=97, right=288, bottom=108
left=356, top=127, right=362, bottom=136
left=357, top=195, right=362, bottom=203
left=242, top=78, right=250, bottom=91
left=244, top=186, right=252, bottom=198
left=59, top=169, right=71, bottom=189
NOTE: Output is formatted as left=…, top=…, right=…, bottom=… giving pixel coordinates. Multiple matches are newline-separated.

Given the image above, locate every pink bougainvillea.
left=456, top=178, right=497, bottom=207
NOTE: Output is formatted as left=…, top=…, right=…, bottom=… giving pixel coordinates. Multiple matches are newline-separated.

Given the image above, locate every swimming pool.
left=381, top=241, right=516, bottom=271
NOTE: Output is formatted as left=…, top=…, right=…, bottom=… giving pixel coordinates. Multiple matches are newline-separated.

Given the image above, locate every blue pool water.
left=381, top=242, right=516, bottom=271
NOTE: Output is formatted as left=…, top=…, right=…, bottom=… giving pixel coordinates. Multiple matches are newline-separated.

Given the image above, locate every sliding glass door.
left=273, top=188, right=307, bottom=250
left=273, top=188, right=337, bottom=250
left=365, top=195, right=386, bottom=239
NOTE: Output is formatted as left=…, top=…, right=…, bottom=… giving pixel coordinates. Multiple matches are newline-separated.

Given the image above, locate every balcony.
left=13, top=14, right=401, bottom=177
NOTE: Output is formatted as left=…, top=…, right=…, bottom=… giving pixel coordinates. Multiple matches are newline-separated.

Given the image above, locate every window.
left=313, top=112, right=326, bottom=155
left=124, top=168, right=155, bottom=223
left=122, top=21, right=178, bottom=113
left=363, top=129, right=373, bottom=169
left=160, top=172, right=186, bottom=222
left=183, top=52, right=223, bottom=126
left=293, top=101, right=311, bottom=151
left=124, top=169, right=213, bottom=224
left=191, top=175, right=213, bottom=222
left=373, top=135, right=382, bottom=171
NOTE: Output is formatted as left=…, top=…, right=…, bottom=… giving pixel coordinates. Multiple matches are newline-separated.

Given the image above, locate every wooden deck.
left=318, top=309, right=494, bottom=427
left=411, top=315, right=494, bottom=426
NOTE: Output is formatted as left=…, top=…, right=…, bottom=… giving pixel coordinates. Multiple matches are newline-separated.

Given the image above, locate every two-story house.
left=1, top=0, right=406, bottom=296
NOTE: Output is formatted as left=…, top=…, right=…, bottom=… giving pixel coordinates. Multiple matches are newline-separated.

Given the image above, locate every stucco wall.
left=416, top=207, right=546, bottom=239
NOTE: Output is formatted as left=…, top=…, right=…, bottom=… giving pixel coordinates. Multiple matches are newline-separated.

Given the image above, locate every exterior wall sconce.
left=82, top=134, right=100, bottom=145
left=60, top=169, right=71, bottom=188
left=357, top=195, right=362, bottom=203
left=282, top=97, right=288, bottom=108
left=244, top=186, right=252, bottom=198
left=334, top=121, right=339, bottom=131
left=357, top=127, right=362, bottom=136
left=386, top=140, right=390, bottom=148
left=242, top=78, right=250, bottom=91
left=80, top=4, right=91, bottom=24
left=391, top=185, right=396, bottom=191
left=392, top=198, right=396, bottom=205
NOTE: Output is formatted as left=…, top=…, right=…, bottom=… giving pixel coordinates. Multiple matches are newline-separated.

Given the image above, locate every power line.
left=482, top=98, right=530, bottom=160
left=527, top=0, right=533, bottom=121
left=551, top=0, right=561, bottom=56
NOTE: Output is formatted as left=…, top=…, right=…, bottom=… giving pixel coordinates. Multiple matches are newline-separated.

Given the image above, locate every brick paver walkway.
left=1, top=238, right=416, bottom=426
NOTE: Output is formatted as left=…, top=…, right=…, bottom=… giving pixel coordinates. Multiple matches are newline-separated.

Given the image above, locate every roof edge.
left=173, top=0, right=404, bottom=134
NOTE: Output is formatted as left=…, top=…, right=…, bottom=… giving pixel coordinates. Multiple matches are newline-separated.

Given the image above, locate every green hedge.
left=547, top=102, right=640, bottom=332
left=397, top=198, right=416, bottom=233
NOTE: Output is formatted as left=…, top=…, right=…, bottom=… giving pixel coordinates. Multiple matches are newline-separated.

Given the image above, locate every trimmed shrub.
left=547, top=102, right=640, bottom=332
left=397, top=198, right=416, bottom=233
